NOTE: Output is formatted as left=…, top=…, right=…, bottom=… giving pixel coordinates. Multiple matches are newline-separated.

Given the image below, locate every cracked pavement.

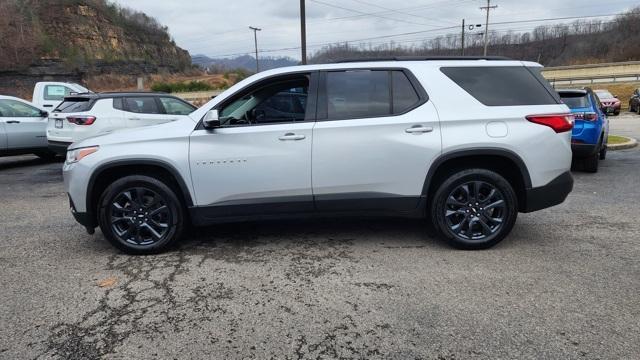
left=1, top=135, right=639, bottom=358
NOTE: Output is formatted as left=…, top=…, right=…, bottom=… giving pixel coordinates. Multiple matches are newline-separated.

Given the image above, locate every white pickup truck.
left=31, top=82, right=90, bottom=110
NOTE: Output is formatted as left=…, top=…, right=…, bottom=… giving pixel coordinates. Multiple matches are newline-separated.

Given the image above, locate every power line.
left=348, top=0, right=458, bottom=27
left=203, top=12, right=626, bottom=59
left=309, top=0, right=443, bottom=27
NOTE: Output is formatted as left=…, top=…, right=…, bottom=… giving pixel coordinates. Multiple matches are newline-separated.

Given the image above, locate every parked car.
left=47, top=92, right=197, bottom=154
left=0, top=95, right=56, bottom=159
left=629, top=88, right=640, bottom=114
left=558, top=88, right=609, bottom=172
left=32, top=81, right=90, bottom=110
left=594, top=89, right=621, bottom=116
left=63, top=57, right=575, bottom=254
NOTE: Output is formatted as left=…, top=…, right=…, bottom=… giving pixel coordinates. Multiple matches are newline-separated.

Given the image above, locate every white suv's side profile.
left=63, top=57, right=575, bottom=254
left=47, top=93, right=196, bottom=154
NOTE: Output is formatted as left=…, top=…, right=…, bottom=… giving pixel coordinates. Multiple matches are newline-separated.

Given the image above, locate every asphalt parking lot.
left=1, top=115, right=639, bottom=359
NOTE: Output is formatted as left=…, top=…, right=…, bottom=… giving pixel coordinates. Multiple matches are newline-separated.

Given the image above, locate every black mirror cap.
left=203, top=118, right=221, bottom=129
left=40, top=110, right=49, bottom=117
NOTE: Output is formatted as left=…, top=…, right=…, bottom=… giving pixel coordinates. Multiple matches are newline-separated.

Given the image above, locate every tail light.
left=67, top=115, right=96, bottom=125
left=574, top=112, right=598, bottom=121
left=526, top=113, right=574, bottom=133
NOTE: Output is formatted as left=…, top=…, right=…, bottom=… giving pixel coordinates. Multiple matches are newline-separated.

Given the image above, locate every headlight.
left=66, top=146, right=99, bottom=164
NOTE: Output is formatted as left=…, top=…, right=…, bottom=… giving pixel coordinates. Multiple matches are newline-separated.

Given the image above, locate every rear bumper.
left=572, top=143, right=599, bottom=158
left=522, top=171, right=573, bottom=213
left=48, top=141, right=71, bottom=155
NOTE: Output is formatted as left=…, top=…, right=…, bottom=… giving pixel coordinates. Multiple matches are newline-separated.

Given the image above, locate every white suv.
left=47, top=92, right=196, bottom=154
left=63, top=57, right=575, bottom=254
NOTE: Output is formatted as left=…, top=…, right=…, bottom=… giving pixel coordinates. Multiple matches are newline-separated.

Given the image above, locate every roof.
left=333, top=56, right=512, bottom=63
left=62, top=91, right=174, bottom=100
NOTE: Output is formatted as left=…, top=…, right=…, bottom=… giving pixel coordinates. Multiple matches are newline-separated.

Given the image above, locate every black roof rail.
left=332, top=56, right=512, bottom=63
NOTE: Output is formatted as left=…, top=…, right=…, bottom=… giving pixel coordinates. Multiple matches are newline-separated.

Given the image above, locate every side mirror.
left=203, top=109, right=220, bottom=129
left=40, top=110, right=49, bottom=117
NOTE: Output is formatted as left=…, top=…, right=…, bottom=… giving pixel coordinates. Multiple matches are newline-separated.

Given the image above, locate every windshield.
left=595, top=90, right=614, bottom=99
left=559, top=93, right=590, bottom=109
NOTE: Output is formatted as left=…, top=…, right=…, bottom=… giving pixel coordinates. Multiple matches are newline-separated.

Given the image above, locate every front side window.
left=124, top=97, right=161, bottom=114
left=218, top=75, right=309, bottom=126
left=326, top=70, right=390, bottom=120
left=159, top=97, right=196, bottom=115
left=44, top=85, right=73, bottom=101
left=0, top=99, right=42, bottom=117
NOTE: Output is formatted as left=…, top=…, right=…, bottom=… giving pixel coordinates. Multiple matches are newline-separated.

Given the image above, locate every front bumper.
left=69, top=194, right=96, bottom=229
left=522, top=171, right=573, bottom=213
left=48, top=141, right=71, bottom=155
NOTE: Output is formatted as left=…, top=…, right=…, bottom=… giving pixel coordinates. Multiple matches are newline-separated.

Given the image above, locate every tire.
left=582, top=152, right=599, bottom=173
left=430, top=169, right=518, bottom=250
left=97, top=175, right=184, bottom=255
left=599, top=144, right=607, bottom=160
left=34, top=151, right=57, bottom=161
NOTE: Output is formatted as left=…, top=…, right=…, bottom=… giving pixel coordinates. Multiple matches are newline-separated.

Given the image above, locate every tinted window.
left=113, top=98, right=124, bottom=110
left=125, top=97, right=161, bottom=114
left=0, top=99, right=42, bottom=117
left=44, top=85, right=73, bottom=101
left=54, top=98, right=94, bottom=113
left=392, top=71, right=420, bottom=113
left=219, top=75, right=310, bottom=125
left=159, top=97, right=196, bottom=115
left=326, top=70, right=390, bottom=119
left=441, top=66, right=560, bottom=106
left=559, top=93, right=590, bottom=109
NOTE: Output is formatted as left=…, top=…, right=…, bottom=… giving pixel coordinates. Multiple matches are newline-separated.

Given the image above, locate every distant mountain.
left=193, top=55, right=298, bottom=72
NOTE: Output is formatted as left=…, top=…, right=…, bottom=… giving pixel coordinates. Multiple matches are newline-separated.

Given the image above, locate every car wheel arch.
left=86, top=159, right=194, bottom=227
left=422, top=148, right=532, bottom=212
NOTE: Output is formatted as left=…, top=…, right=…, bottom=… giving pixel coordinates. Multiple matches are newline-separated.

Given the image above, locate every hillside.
left=0, top=0, right=191, bottom=75
left=193, top=55, right=298, bottom=72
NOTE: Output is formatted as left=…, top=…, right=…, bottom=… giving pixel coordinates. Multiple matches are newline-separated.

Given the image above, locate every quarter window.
left=124, top=97, right=161, bottom=114
left=392, top=71, right=420, bottom=114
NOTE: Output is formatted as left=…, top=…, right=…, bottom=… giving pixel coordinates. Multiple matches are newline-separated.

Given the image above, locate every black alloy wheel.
left=98, top=175, right=184, bottom=254
left=431, top=169, right=518, bottom=250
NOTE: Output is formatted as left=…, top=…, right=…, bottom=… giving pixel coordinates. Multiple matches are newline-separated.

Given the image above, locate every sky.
left=112, top=0, right=639, bottom=59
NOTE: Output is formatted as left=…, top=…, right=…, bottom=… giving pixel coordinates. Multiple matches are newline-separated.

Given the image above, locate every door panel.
left=312, top=101, right=441, bottom=212
left=189, top=122, right=314, bottom=215
left=5, top=116, right=48, bottom=149
left=0, top=121, right=7, bottom=150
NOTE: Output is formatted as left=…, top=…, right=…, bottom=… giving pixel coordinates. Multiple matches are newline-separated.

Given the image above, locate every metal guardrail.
left=547, top=74, right=640, bottom=86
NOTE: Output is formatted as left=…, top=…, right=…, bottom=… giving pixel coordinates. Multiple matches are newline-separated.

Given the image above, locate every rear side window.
left=326, top=70, right=390, bottom=120
left=124, top=97, right=161, bottom=114
left=441, top=66, right=560, bottom=106
left=54, top=98, right=93, bottom=113
left=559, top=93, right=590, bottom=109
left=44, top=85, right=73, bottom=101
left=113, top=98, right=124, bottom=110
left=323, top=70, right=423, bottom=120
left=392, top=71, right=420, bottom=113
left=159, top=97, right=196, bottom=115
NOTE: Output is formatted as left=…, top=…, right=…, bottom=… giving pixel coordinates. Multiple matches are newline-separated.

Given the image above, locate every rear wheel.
left=431, top=169, right=518, bottom=250
left=599, top=144, right=607, bottom=160
left=98, top=175, right=184, bottom=255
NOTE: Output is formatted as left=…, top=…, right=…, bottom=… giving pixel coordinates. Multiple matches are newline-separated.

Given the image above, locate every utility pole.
left=300, top=0, right=307, bottom=65
left=249, top=26, right=262, bottom=72
left=461, top=19, right=465, bottom=56
left=480, top=0, right=497, bottom=56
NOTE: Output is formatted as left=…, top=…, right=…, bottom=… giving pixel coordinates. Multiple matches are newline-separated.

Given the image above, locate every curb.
left=608, top=136, right=638, bottom=151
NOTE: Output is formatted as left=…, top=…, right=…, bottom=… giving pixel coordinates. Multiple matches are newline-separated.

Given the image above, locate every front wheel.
left=98, top=175, right=184, bottom=255
left=430, top=169, right=518, bottom=250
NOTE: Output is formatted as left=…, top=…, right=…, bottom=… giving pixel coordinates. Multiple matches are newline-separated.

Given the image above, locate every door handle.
left=278, top=133, right=306, bottom=141
left=405, top=125, right=433, bottom=134
left=6, top=120, right=20, bottom=124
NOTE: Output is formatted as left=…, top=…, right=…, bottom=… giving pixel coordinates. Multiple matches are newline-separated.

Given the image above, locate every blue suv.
left=558, top=88, right=609, bottom=173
